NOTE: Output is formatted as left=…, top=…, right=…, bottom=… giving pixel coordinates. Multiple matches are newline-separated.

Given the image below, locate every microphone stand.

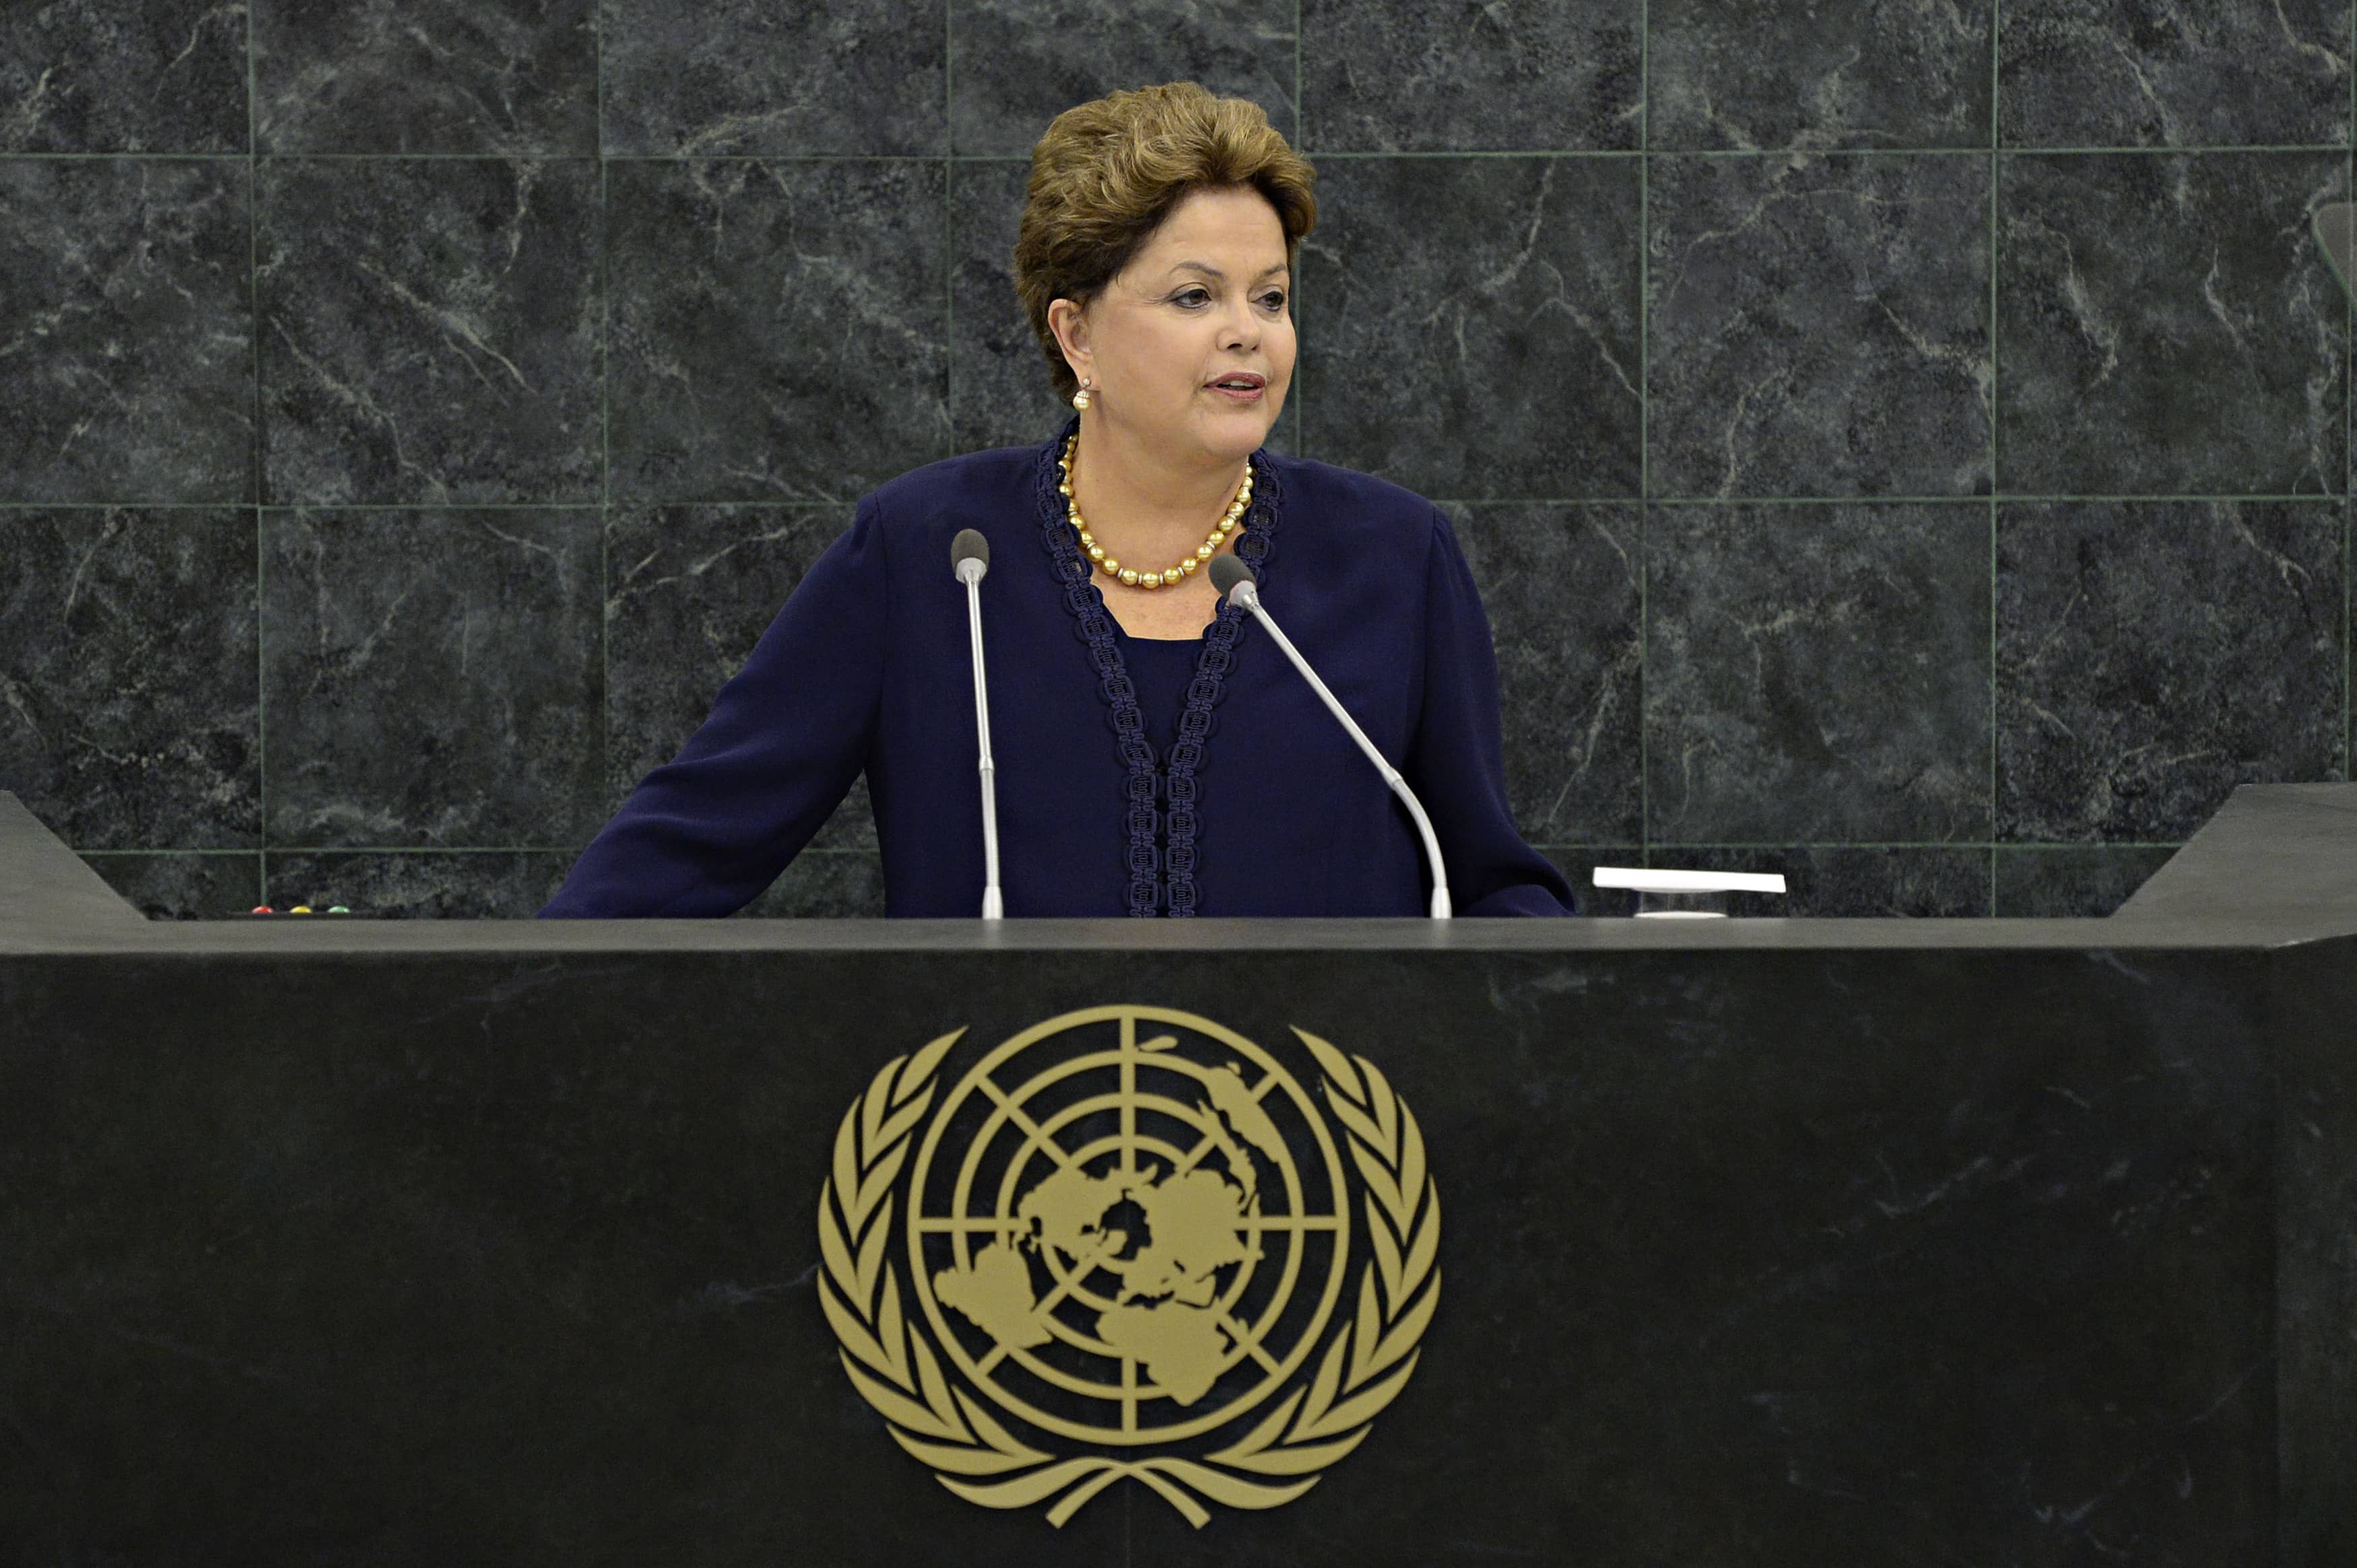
left=951, top=531, right=1003, bottom=920
left=1211, top=557, right=1452, bottom=920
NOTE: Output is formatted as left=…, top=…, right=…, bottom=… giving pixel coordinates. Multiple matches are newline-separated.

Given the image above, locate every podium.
left=5, top=786, right=2354, bottom=1566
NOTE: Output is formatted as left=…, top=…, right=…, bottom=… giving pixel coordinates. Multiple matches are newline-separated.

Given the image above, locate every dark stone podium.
left=5, top=787, right=2356, bottom=1567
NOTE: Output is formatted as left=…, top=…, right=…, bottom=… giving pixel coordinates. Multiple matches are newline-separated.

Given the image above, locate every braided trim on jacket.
left=1032, top=417, right=1282, bottom=916
left=1162, top=451, right=1279, bottom=916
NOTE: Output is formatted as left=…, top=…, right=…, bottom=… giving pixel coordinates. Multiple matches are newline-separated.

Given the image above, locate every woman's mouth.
left=1207, top=372, right=1266, bottom=402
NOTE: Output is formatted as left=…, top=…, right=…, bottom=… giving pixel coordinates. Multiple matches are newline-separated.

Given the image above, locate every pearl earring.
left=1071, top=378, right=1093, bottom=411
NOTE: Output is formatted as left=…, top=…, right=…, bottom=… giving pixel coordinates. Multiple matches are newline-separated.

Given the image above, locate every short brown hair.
left=1014, top=82, right=1318, bottom=401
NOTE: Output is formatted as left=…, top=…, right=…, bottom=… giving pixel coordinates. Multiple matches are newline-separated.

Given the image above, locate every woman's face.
left=1053, top=184, right=1295, bottom=467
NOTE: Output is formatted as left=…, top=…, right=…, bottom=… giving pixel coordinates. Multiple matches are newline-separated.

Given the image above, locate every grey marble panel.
left=949, top=160, right=1075, bottom=455
left=744, top=848, right=886, bottom=917
left=1300, top=0, right=1640, bottom=153
left=605, top=160, right=949, bottom=504
left=1649, top=154, right=1992, bottom=500
left=1649, top=0, right=1993, bottom=152
left=257, top=158, right=602, bottom=506
left=266, top=850, right=572, bottom=917
left=1999, top=0, right=2351, bottom=149
left=253, top=0, right=597, bottom=155
left=1534, top=844, right=1643, bottom=917
left=604, top=504, right=873, bottom=850
left=0, top=0, right=247, bottom=153
left=0, top=160, right=253, bottom=505
left=1997, top=501, right=2346, bottom=842
left=949, top=0, right=1296, bottom=158
left=1299, top=158, right=1641, bottom=500
left=1997, top=152, right=2348, bottom=497
left=1447, top=504, right=1642, bottom=844
left=83, top=852, right=263, bottom=920
left=1646, top=503, right=1992, bottom=844
left=1657, top=844, right=1993, bottom=916
left=263, top=509, right=602, bottom=848
left=0, top=509, right=258, bottom=850
left=599, top=0, right=945, bottom=156
left=1993, top=844, right=2179, bottom=916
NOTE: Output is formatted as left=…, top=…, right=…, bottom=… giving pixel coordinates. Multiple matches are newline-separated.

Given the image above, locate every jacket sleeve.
left=538, top=494, right=888, bottom=918
left=1403, top=509, right=1580, bottom=918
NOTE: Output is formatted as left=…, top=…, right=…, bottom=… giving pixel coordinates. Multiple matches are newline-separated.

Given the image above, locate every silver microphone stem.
left=1230, top=582, right=1452, bottom=920
left=958, top=561, right=1004, bottom=920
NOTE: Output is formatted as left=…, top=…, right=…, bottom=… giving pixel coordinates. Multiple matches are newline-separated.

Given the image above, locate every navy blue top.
left=540, top=421, right=1577, bottom=919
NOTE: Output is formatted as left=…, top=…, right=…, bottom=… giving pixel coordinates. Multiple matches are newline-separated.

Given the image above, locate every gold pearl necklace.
left=1057, top=433, right=1249, bottom=590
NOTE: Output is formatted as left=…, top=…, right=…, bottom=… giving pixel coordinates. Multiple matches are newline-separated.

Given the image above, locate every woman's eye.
left=1170, top=286, right=1286, bottom=310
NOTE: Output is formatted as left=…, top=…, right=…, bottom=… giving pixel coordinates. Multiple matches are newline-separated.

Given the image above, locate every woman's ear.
left=1047, top=297, right=1092, bottom=386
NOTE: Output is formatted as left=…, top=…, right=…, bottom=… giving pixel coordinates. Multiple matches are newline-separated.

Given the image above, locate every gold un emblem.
left=817, top=1004, right=1440, bottom=1527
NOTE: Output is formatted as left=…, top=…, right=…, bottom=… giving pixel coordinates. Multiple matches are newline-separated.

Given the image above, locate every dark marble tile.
left=1999, top=0, right=2351, bottom=149
left=263, top=509, right=602, bottom=848
left=0, top=160, right=253, bottom=505
left=1448, top=504, right=1642, bottom=844
left=0, top=509, right=258, bottom=850
left=82, top=852, right=262, bottom=920
left=1299, top=157, right=1641, bottom=500
left=1658, top=844, right=1993, bottom=916
left=254, top=0, right=596, bottom=155
left=0, top=0, right=247, bottom=153
left=950, top=0, right=1295, bottom=158
left=1997, top=501, right=2346, bottom=842
left=743, top=848, right=886, bottom=917
left=606, top=160, right=949, bottom=504
left=1997, top=152, right=2348, bottom=496
left=1993, top=844, right=2180, bottom=916
left=949, top=160, right=1075, bottom=455
left=1646, top=503, right=1992, bottom=844
left=267, top=850, right=572, bottom=916
left=1535, top=844, right=1644, bottom=917
left=1649, top=154, right=1992, bottom=499
left=807, top=775, right=874, bottom=856
left=1300, top=0, right=1640, bottom=153
left=1649, top=0, right=1993, bottom=151
left=599, top=0, right=945, bottom=156
left=257, top=157, right=602, bottom=506
left=605, top=504, right=873, bottom=850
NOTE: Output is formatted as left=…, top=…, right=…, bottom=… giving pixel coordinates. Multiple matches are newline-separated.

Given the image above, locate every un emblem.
left=816, top=1004, right=1440, bottom=1527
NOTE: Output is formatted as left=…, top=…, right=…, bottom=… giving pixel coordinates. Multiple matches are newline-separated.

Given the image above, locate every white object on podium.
left=1591, top=866, right=1788, bottom=919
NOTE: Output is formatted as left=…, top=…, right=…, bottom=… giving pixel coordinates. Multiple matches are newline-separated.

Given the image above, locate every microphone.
left=1209, top=555, right=1452, bottom=920
left=950, top=529, right=1003, bottom=920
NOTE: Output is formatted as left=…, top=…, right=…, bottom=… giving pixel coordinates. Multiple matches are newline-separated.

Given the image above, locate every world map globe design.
left=906, top=1005, right=1353, bottom=1447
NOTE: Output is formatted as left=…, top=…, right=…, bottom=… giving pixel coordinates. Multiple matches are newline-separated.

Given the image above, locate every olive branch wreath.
left=816, top=1023, right=1440, bottom=1529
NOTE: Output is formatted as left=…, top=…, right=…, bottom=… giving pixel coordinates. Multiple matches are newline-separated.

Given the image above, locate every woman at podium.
left=541, top=82, right=1575, bottom=920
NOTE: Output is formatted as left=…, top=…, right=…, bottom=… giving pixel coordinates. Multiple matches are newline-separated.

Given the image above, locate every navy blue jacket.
left=541, top=423, right=1576, bottom=918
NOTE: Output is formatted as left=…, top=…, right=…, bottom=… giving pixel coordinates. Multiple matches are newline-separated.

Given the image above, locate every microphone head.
left=950, top=529, right=990, bottom=581
left=1207, top=553, right=1255, bottom=599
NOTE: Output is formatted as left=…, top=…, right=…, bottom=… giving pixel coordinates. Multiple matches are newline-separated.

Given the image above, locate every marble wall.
left=2, top=0, right=2350, bottom=919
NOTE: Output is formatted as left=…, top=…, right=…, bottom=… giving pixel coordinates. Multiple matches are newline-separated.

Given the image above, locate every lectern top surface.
left=3, top=910, right=2346, bottom=959
left=9, top=786, right=2357, bottom=957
